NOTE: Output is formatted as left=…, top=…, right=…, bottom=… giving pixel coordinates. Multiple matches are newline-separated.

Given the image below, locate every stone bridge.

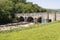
left=15, top=12, right=60, bottom=23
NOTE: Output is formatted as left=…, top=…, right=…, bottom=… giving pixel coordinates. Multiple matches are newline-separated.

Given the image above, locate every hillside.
left=0, top=21, right=60, bottom=40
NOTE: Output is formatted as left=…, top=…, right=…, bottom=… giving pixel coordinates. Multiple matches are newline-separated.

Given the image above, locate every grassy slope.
left=0, top=21, right=60, bottom=40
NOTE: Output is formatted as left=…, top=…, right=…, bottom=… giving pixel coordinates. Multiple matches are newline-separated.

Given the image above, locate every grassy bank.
left=0, top=21, right=60, bottom=40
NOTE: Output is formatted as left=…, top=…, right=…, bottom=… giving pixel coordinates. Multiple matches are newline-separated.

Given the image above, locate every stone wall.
left=15, top=12, right=60, bottom=23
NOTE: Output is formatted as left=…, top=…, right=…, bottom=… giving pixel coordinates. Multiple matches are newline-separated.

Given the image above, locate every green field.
left=0, top=21, right=60, bottom=40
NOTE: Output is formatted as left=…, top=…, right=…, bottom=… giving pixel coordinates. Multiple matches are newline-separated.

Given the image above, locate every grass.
left=0, top=21, right=60, bottom=40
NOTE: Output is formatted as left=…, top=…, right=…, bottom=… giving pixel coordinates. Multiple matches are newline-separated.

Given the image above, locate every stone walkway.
left=0, top=22, right=34, bottom=31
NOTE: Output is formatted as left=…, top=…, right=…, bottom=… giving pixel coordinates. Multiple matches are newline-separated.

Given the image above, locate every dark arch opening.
left=48, top=19, right=52, bottom=22
left=37, top=17, right=42, bottom=23
left=18, top=16, right=24, bottom=22
left=27, top=17, right=34, bottom=22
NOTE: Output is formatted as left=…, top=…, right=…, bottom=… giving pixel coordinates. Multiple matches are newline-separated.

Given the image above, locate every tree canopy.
left=0, top=0, right=47, bottom=24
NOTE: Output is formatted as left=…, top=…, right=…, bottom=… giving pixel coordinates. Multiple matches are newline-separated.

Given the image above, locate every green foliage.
left=10, top=0, right=26, bottom=3
left=0, top=0, right=47, bottom=24
left=0, top=0, right=14, bottom=24
left=15, top=2, right=47, bottom=13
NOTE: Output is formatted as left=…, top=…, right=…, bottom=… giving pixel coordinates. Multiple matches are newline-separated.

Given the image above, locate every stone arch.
left=18, top=16, right=24, bottom=22
left=48, top=19, right=52, bottom=22
left=37, top=17, right=42, bottom=23
left=27, top=17, right=34, bottom=22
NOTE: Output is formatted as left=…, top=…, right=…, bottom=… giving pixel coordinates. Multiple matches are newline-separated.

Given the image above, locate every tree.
left=0, top=0, right=47, bottom=24
left=10, top=0, right=26, bottom=3
left=0, top=0, right=14, bottom=24
left=15, top=3, right=25, bottom=13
